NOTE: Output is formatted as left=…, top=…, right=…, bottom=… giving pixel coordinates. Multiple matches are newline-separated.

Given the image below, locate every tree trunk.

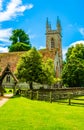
left=0, top=83, right=3, bottom=96
left=29, top=82, right=33, bottom=90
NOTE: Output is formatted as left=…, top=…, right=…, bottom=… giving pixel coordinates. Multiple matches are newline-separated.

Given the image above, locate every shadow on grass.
left=70, top=102, right=84, bottom=107
left=56, top=99, right=84, bottom=107
left=11, top=95, right=21, bottom=99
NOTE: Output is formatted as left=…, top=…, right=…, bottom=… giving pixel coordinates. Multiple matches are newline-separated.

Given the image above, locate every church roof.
left=0, top=51, right=25, bottom=76
left=0, top=49, right=56, bottom=76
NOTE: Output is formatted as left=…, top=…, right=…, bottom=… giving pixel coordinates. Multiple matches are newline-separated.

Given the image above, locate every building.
left=0, top=17, right=63, bottom=95
left=46, top=16, right=62, bottom=77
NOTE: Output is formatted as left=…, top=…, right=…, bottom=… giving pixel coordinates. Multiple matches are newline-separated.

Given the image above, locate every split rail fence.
left=19, top=87, right=84, bottom=105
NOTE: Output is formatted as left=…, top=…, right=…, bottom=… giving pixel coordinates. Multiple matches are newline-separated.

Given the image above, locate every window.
left=6, top=75, right=10, bottom=82
left=51, top=38, right=55, bottom=48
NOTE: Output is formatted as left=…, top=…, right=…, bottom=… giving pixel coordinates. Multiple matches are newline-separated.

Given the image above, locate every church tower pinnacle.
left=56, top=16, right=62, bottom=35
left=46, top=17, right=51, bottom=32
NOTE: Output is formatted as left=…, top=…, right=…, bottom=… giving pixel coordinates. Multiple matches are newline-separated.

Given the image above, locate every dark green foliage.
left=9, top=29, right=31, bottom=52
left=62, top=43, right=84, bottom=87
left=9, top=29, right=30, bottom=44
left=9, top=42, right=31, bottom=52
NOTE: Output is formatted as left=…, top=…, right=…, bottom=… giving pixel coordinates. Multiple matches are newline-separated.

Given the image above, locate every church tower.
left=46, top=17, right=62, bottom=78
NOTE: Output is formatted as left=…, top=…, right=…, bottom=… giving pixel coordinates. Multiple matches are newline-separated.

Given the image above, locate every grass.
left=4, top=88, right=13, bottom=94
left=0, top=96, right=84, bottom=130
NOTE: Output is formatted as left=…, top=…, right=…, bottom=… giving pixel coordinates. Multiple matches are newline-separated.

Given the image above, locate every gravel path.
left=0, top=94, right=13, bottom=107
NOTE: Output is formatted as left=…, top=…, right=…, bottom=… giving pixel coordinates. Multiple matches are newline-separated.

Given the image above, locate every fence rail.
left=19, top=87, right=84, bottom=104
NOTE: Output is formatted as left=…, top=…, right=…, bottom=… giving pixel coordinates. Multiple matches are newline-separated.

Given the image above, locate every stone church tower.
left=46, top=17, right=62, bottom=78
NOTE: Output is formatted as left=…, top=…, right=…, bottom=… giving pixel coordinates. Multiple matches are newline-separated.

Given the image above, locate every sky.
left=0, top=0, right=84, bottom=59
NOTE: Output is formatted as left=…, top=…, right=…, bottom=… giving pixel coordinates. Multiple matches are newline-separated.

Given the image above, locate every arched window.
left=51, top=38, right=55, bottom=48
left=6, top=75, right=10, bottom=83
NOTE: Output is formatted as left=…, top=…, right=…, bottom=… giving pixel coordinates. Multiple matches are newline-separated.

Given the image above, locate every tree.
left=9, top=29, right=31, bottom=52
left=62, top=43, right=84, bottom=87
left=16, top=48, right=42, bottom=89
left=42, top=58, right=55, bottom=85
left=9, top=42, right=31, bottom=52
left=16, top=48, right=55, bottom=89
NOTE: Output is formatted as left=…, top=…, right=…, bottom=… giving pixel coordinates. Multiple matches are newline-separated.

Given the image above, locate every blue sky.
left=0, top=0, right=84, bottom=59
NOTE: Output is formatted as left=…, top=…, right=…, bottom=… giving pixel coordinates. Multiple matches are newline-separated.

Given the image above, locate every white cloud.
left=0, top=28, right=12, bottom=43
left=0, top=0, right=34, bottom=22
left=26, top=4, right=34, bottom=9
left=79, top=28, right=84, bottom=37
left=63, top=40, right=84, bottom=60
left=0, top=46, right=8, bottom=53
left=39, top=46, right=46, bottom=50
left=70, top=40, right=84, bottom=46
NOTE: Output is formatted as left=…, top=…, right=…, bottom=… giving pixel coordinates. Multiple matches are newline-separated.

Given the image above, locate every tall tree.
left=9, top=29, right=31, bottom=52
left=16, top=48, right=55, bottom=89
left=16, top=48, right=43, bottom=89
left=62, top=43, right=84, bottom=87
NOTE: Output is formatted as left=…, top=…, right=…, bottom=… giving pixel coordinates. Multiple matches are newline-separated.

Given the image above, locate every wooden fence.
left=19, top=87, right=84, bottom=104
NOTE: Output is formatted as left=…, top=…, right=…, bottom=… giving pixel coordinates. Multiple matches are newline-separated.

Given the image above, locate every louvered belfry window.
left=51, top=38, right=55, bottom=48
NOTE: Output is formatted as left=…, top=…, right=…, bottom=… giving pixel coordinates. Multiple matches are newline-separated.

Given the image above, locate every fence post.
left=30, top=90, right=33, bottom=100
left=37, top=91, right=39, bottom=100
left=50, top=91, right=52, bottom=103
left=68, top=93, right=71, bottom=105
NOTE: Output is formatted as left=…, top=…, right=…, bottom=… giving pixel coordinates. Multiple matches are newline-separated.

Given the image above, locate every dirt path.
left=0, top=94, right=13, bottom=107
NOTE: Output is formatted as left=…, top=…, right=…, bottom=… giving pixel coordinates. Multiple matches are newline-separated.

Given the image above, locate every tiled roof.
left=0, top=52, right=25, bottom=76
left=0, top=49, right=55, bottom=76
left=40, top=49, right=56, bottom=60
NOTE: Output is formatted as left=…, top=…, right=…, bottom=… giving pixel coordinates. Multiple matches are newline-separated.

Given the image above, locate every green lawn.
left=0, top=96, right=84, bottom=130
left=4, top=88, right=13, bottom=94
